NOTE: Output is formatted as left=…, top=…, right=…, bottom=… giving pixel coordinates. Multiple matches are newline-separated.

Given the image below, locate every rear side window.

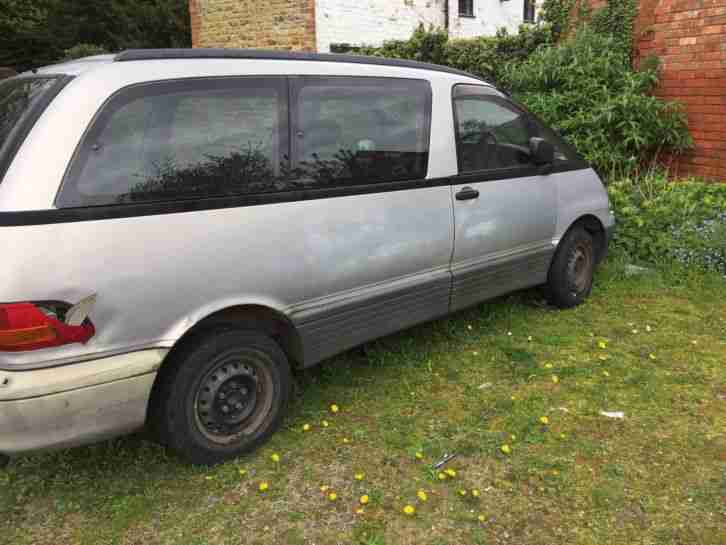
left=291, top=77, right=431, bottom=187
left=0, top=77, right=64, bottom=183
left=58, top=77, right=288, bottom=207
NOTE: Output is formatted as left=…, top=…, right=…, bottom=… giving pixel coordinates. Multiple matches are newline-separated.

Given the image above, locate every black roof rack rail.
left=114, top=48, right=490, bottom=84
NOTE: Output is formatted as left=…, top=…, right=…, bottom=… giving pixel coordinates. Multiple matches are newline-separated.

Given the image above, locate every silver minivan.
left=0, top=50, right=614, bottom=465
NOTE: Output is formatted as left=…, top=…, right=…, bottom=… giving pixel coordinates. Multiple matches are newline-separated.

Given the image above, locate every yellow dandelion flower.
left=551, top=375, right=559, bottom=384
left=356, top=508, right=365, bottom=515
left=649, top=353, right=656, bottom=360
left=597, top=340, right=607, bottom=349
left=403, top=505, right=416, bottom=516
left=527, top=335, right=533, bottom=342
left=559, top=433, right=567, bottom=440
left=444, top=468, right=456, bottom=478
left=359, top=495, right=370, bottom=505
left=539, top=416, right=549, bottom=425
left=552, top=469, right=560, bottom=476
left=270, top=453, right=280, bottom=463
left=320, top=485, right=329, bottom=492
left=472, top=489, right=481, bottom=498
left=602, top=370, right=610, bottom=377
left=478, top=514, right=486, bottom=523
left=511, top=395, right=517, bottom=401
left=437, top=472, right=447, bottom=480
left=238, top=469, right=247, bottom=476
left=458, top=489, right=467, bottom=497
left=472, top=351, right=479, bottom=356
left=417, top=490, right=428, bottom=502
left=322, top=420, right=330, bottom=428
left=500, top=444, right=512, bottom=455
left=415, top=451, right=424, bottom=460
left=342, top=437, right=350, bottom=444
left=259, top=482, right=269, bottom=492
left=544, top=363, right=553, bottom=369
left=354, top=473, right=365, bottom=481
left=328, top=492, right=337, bottom=501
left=302, top=424, right=311, bottom=432
left=467, top=324, right=473, bottom=330
left=330, top=404, right=340, bottom=414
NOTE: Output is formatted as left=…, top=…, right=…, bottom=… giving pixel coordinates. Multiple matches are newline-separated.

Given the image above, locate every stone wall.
left=190, top=0, right=316, bottom=51
left=447, top=0, right=530, bottom=39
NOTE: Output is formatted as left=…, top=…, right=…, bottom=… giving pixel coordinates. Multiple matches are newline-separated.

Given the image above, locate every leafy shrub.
left=62, top=43, right=108, bottom=61
left=350, top=24, right=554, bottom=83
left=504, top=28, right=692, bottom=176
left=608, top=173, right=726, bottom=274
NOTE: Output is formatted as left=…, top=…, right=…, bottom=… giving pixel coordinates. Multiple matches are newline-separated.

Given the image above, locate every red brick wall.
left=635, top=0, right=726, bottom=180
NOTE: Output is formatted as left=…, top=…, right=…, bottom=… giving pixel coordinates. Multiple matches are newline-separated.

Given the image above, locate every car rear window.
left=0, top=76, right=63, bottom=183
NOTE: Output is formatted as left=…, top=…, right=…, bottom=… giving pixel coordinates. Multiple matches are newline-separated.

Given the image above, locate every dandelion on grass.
left=415, top=451, right=424, bottom=460
left=328, top=492, right=337, bottom=502
left=471, top=489, right=480, bottom=498
left=551, top=375, right=559, bottom=384
left=437, top=472, right=447, bottom=480
left=417, top=490, right=428, bottom=502
left=444, top=468, right=456, bottom=478
left=597, top=340, right=607, bottom=349
left=359, top=495, right=369, bottom=505
left=270, top=453, right=280, bottom=463
left=330, top=404, right=340, bottom=414
left=259, top=482, right=269, bottom=492
left=500, top=444, right=512, bottom=455
left=302, top=424, right=311, bottom=432
left=539, top=416, right=549, bottom=425
left=457, top=489, right=467, bottom=497
left=354, top=473, right=365, bottom=481
left=403, top=505, right=416, bottom=516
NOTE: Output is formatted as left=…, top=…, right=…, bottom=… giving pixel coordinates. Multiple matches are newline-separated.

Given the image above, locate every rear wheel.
left=545, top=226, right=595, bottom=309
left=155, top=330, right=291, bottom=465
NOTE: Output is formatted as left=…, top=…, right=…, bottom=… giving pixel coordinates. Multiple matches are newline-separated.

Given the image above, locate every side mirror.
left=529, top=137, right=555, bottom=168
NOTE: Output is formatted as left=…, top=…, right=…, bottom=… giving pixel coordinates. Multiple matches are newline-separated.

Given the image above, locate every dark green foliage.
left=503, top=28, right=692, bottom=175
left=62, top=44, right=109, bottom=61
left=608, top=172, right=726, bottom=273
left=0, top=0, right=190, bottom=72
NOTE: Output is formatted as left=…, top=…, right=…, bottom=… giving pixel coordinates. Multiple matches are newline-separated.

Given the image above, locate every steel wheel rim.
left=193, top=351, right=275, bottom=445
left=568, top=241, right=593, bottom=295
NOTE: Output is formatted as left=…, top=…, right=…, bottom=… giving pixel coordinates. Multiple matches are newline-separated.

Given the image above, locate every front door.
left=450, top=84, right=557, bottom=311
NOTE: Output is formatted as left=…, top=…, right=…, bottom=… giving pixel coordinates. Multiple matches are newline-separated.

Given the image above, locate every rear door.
left=449, top=84, right=557, bottom=311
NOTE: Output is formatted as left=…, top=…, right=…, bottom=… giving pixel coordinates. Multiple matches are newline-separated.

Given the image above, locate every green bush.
left=608, top=173, right=726, bottom=274
left=504, top=28, right=692, bottom=176
left=62, top=43, right=108, bottom=61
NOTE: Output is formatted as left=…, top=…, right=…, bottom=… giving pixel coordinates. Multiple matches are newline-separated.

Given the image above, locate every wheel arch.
left=146, top=304, right=304, bottom=433
left=559, top=214, right=607, bottom=264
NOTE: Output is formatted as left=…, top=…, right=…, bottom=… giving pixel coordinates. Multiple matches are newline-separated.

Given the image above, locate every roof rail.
left=114, top=48, right=490, bottom=83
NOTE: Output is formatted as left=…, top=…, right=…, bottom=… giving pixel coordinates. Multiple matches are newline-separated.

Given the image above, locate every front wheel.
left=155, top=330, right=291, bottom=465
left=545, top=226, right=595, bottom=309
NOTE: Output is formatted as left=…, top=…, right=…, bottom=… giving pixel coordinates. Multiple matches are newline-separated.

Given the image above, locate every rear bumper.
left=0, top=349, right=167, bottom=456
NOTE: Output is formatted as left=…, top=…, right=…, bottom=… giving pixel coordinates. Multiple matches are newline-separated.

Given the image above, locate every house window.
left=459, top=0, right=475, bottom=18
left=524, top=0, right=536, bottom=23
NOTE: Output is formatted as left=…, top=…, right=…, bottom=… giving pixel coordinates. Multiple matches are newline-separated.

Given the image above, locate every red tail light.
left=0, top=303, right=95, bottom=352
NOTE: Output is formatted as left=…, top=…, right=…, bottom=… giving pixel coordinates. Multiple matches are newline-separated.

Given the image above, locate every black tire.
left=154, top=330, right=291, bottom=465
left=545, top=225, right=596, bottom=309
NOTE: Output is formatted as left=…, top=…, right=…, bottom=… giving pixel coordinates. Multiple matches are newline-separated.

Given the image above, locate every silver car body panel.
left=0, top=55, right=613, bottom=455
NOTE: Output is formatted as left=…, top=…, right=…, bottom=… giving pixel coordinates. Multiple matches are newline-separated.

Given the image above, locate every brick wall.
left=190, top=0, right=316, bottom=51
left=635, top=0, right=726, bottom=180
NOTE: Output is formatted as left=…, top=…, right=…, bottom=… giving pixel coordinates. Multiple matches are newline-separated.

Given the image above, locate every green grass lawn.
left=1, top=259, right=724, bottom=545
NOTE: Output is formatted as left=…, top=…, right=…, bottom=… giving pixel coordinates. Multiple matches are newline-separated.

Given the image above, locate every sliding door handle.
left=455, top=187, right=480, bottom=201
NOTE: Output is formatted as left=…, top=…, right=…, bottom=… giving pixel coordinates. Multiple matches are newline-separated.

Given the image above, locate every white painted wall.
left=448, top=0, right=528, bottom=39
left=315, top=0, right=447, bottom=53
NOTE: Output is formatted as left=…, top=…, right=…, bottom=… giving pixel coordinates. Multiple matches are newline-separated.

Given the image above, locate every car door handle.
left=455, top=187, right=480, bottom=201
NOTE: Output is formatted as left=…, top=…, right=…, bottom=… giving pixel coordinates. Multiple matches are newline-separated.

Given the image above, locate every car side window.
left=454, top=97, right=535, bottom=173
left=291, top=77, right=431, bottom=187
left=57, top=77, right=289, bottom=207
left=453, top=85, right=579, bottom=175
